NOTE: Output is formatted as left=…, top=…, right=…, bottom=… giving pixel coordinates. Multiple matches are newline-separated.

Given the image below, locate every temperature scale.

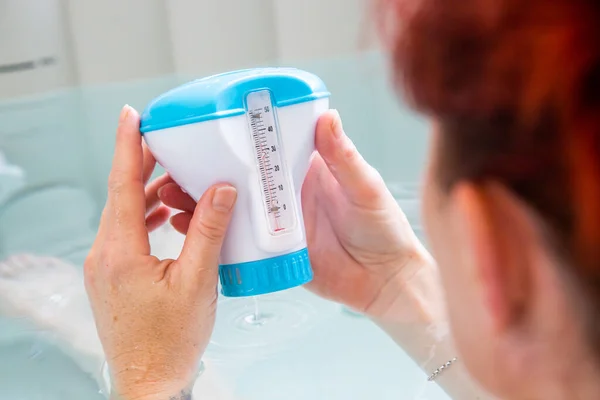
left=246, top=90, right=296, bottom=236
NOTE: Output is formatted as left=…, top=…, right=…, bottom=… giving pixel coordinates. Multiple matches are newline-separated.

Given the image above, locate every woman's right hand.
left=300, top=110, right=433, bottom=321
left=304, top=112, right=489, bottom=400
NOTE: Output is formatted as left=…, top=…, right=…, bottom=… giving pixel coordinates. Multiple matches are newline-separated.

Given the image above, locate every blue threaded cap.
left=219, top=248, right=313, bottom=297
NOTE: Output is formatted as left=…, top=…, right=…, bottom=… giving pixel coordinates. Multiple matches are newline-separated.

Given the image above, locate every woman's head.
left=380, top=0, right=600, bottom=396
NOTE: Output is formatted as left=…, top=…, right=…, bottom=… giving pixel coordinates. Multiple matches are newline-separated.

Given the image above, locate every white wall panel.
left=64, top=0, right=174, bottom=84
left=165, top=0, right=277, bottom=78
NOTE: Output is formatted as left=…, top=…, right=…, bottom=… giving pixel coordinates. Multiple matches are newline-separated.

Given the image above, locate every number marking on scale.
left=247, top=90, right=296, bottom=235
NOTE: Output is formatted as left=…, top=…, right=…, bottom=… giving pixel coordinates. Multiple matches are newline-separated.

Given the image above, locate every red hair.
left=377, top=0, right=600, bottom=349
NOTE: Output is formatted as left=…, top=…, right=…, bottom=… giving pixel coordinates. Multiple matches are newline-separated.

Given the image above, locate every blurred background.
left=0, top=1, right=435, bottom=399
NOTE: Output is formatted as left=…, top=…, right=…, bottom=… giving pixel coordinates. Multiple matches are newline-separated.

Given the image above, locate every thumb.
left=315, top=110, right=387, bottom=206
left=177, top=184, right=237, bottom=283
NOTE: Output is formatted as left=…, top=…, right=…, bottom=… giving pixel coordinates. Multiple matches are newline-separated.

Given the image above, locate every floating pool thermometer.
left=141, top=68, right=330, bottom=297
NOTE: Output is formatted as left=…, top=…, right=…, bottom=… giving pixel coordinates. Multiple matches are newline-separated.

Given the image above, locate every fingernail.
left=330, top=109, right=343, bottom=139
left=157, top=186, right=165, bottom=198
left=212, top=186, right=237, bottom=212
left=119, top=104, right=132, bottom=123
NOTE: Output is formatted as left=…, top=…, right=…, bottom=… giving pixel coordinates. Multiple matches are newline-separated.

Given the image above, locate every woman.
left=83, top=0, right=600, bottom=399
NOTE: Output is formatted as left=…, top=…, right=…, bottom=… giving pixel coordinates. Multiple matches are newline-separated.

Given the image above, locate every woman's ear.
left=450, top=181, right=534, bottom=334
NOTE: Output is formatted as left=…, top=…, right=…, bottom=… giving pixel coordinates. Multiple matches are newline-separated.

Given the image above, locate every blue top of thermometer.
left=140, top=67, right=330, bottom=134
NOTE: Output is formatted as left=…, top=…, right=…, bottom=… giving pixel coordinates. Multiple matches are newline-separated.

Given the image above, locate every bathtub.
left=0, top=56, right=449, bottom=399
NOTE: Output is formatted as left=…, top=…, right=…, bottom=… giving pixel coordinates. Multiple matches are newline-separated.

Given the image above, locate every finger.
left=95, top=203, right=111, bottom=245
left=145, top=173, right=174, bottom=213
left=145, top=205, right=171, bottom=232
left=142, top=140, right=157, bottom=184
left=159, top=182, right=197, bottom=213
left=301, top=154, right=325, bottom=252
left=315, top=109, right=387, bottom=207
left=170, top=212, right=193, bottom=235
left=104, top=105, right=149, bottom=253
left=176, top=184, right=237, bottom=284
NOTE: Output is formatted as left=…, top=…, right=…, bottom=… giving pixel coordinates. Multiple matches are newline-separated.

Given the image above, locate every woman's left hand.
left=84, top=105, right=237, bottom=400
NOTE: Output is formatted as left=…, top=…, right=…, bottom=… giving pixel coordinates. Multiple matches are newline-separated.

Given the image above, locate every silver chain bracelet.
left=428, top=357, right=458, bottom=382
